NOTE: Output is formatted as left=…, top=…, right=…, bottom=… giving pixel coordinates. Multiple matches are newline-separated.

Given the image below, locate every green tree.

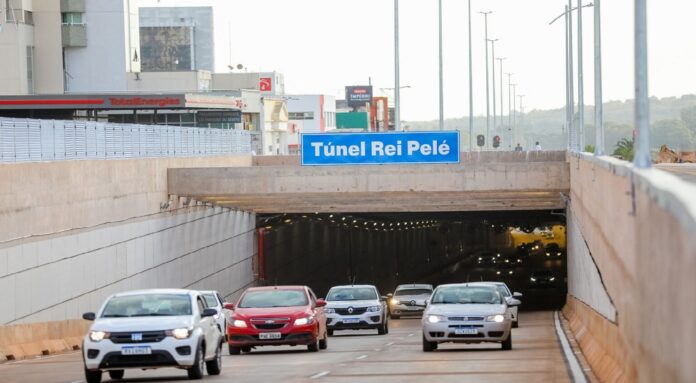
left=680, top=106, right=696, bottom=135
left=651, top=119, right=696, bottom=150
left=613, top=138, right=634, bottom=161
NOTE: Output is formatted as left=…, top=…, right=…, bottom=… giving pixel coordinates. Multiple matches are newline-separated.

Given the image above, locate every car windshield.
left=238, top=290, right=308, bottom=308
left=394, top=288, right=432, bottom=296
left=534, top=270, right=553, bottom=277
left=101, top=294, right=192, bottom=317
left=495, top=285, right=511, bottom=297
left=202, top=294, right=218, bottom=307
left=431, top=286, right=502, bottom=305
left=326, top=287, right=378, bottom=301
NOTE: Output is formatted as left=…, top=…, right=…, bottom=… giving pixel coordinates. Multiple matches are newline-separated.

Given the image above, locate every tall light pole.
left=577, top=0, right=585, bottom=151
left=565, top=6, right=571, bottom=150
left=594, top=0, right=604, bottom=155
left=489, top=38, right=499, bottom=135
left=394, top=0, right=401, bottom=131
left=511, top=83, right=517, bottom=143
left=567, top=0, right=576, bottom=151
left=518, top=94, right=525, bottom=144
left=438, top=0, right=444, bottom=131
left=506, top=73, right=513, bottom=147
left=480, top=11, right=493, bottom=148
left=497, top=57, right=506, bottom=132
left=633, top=0, right=650, bottom=168
left=468, top=0, right=474, bottom=151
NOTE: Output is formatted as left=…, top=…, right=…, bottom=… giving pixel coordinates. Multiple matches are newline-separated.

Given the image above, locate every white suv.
left=82, top=289, right=224, bottom=383
left=324, top=285, right=388, bottom=336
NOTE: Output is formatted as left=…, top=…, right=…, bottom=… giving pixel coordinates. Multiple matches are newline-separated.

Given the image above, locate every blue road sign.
left=301, top=131, right=460, bottom=166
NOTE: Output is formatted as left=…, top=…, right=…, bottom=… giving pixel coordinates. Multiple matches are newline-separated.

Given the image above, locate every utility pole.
left=394, top=0, right=401, bottom=131
left=438, top=0, right=444, bottom=130
left=594, top=0, right=604, bottom=155
left=480, top=11, right=493, bottom=148
left=468, top=0, right=474, bottom=151
left=633, top=0, right=650, bottom=168
left=489, top=38, right=499, bottom=135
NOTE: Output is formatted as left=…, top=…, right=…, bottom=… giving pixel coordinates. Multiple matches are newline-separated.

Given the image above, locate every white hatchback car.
left=467, top=282, right=522, bottom=327
left=82, top=289, right=224, bottom=383
left=324, top=285, right=388, bottom=336
left=387, top=284, right=433, bottom=319
left=421, top=283, right=517, bottom=351
left=200, top=290, right=233, bottom=340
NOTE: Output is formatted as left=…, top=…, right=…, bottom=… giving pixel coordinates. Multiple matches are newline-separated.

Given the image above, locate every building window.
left=289, top=112, right=314, bottom=121
left=26, top=46, right=34, bottom=94
left=61, top=12, right=84, bottom=25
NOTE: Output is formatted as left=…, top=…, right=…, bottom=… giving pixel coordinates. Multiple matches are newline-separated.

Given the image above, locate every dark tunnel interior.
left=256, top=210, right=568, bottom=311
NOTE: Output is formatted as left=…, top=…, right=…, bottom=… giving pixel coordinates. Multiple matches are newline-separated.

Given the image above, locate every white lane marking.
left=407, top=333, right=415, bottom=337
left=355, top=354, right=368, bottom=360
left=373, top=348, right=382, bottom=352
left=554, top=311, right=588, bottom=383
left=309, top=371, right=330, bottom=379
left=385, top=342, right=394, bottom=346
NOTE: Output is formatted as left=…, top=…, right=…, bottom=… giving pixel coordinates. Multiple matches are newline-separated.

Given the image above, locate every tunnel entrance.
left=256, top=210, right=567, bottom=311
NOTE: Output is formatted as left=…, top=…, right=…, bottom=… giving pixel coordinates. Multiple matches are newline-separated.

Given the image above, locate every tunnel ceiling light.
left=284, top=219, right=292, bottom=223
left=329, top=214, right=334, bottom=218
left=373, top=222, right=377, bottom=226
left=342, top=217, right=346, bottom=221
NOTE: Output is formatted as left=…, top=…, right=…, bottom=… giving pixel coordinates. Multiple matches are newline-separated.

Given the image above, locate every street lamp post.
left=438, top=0, right=444, bottom=131
left=506, top=72, right=513, bottom=147
left=511, top=83, right=517, bottom=143
left=497, top=57, right=506, bottom=133
left=518, top=94, right=525, bottom=144
left=480, top=11, right=493, bottom=148
left=468, top=0, right=474, bottom=151
left=489, top=38, right=499, bottom=136
left=577, top=0, right=585, bottom=151
left=567, top=0, right=576, bottom=151
left=394, top=0, right=401, bottom=131
left=634, top=0, right=650, bottom=168
left=594, top=0, right=604, bottom=155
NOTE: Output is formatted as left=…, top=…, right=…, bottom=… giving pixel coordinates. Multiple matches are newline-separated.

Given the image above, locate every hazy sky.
left=139, top=0, right=696, bottom=121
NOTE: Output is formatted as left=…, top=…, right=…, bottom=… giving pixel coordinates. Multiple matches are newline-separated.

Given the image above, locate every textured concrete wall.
left=0, top=156, right=251, bottom=243
left=567, top=153, right=696, bottom=382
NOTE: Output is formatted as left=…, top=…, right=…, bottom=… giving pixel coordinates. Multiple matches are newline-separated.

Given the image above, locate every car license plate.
left=454, top=328, right=478, bottom=335
left=343, top=318, right=360, bottom=324
left=121, top=346, right=151, bottom=355
left=259, top=332, right=282, bottom=340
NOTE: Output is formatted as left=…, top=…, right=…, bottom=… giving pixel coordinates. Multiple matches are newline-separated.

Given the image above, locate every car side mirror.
left=513, top=292, right=523, bottom=298
left=202, top=308, right=218, bottom=318
left=424, top=300, right=429, bottom=306
left=223, top=303, right=235, bottom=310
left=83, top=312, right=96, bottom=321
left=380, top=296, right=388, bottom=302
left=316, top=299, right=327, bottom=308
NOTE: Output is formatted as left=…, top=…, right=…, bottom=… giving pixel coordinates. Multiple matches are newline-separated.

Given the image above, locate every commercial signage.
left=345, top=86, right=373, bottom=107
left=196, top=110, right=242, bottom=124
left=107, top=96, right=183, bottom=108
left=301, top=131, right=460, bottom=166
left=260, top=77, right=273, bottom=92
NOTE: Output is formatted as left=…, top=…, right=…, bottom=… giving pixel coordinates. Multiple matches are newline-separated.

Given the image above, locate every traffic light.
left=493, top=135, right=501, bottom=148
left=477, top=135, right=485, bottom=147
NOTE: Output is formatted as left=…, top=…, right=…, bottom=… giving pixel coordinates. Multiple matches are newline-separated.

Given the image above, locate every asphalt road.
left=0, top=311, right=571, bottom=383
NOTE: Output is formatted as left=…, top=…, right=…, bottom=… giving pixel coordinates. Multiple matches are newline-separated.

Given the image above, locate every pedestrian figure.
left=514, top=143, right=523, bottom=152
left=535, top=141, right=542, bottom=151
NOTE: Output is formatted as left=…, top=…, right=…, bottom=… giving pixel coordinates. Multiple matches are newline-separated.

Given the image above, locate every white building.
left=286, top=95, right=336, bottom=154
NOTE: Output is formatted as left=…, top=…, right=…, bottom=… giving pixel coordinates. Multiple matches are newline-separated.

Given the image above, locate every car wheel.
left=319, top=332, right=328, bottom=350
left=84, top=368, right=102, bottom=383
left=327, top=329, right=334, bottom=337
left=206, top=343, right=222, bottom=375
left=377, top=321, right=387, bottom=335
left=502, top=333, right=512, bottom=350
left=228, top=344, right=241, bottom=355
left=187, top=344, right=205, bottom=380
left=512, top=320, right=519, bottom=328
left=307, top=337, right=320, bottom=352
left=422, top=335, right=437, bottom=352
left=108, top=370, right=124, bottom=380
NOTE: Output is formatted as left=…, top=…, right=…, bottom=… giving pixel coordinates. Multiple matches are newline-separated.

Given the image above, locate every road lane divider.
left=554, top=311, right=588, bottom=383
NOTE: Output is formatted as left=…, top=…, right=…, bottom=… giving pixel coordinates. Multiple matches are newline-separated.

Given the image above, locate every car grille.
left=99, top=351, right=177, bottom=368
left=448, top=324, right=484, bottom=328
left=400, top=300, right=420, bottom=307
left=447, top=316, right=485, bottom=322
left=109, top=331, right=166, bottom=344
left=335, top=307, right=368, bottom=315
left=250, top=318, right=290, bottom=330
left=448, top=333, right=485, bottom=339
left=254, top=323, right=286, bottom=330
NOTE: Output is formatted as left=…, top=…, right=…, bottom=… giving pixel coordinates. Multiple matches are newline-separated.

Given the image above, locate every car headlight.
left=550, top=277, right=556, bottom=281
left=427, top=314, right=446, bottom=324
left=530, top=277, right=537, bottom=282
left=89, top=331, right=109, bottom=342
left=496, top=271, right=501, bottom=275
left=508, top=270, right=514, bottom=275
left=166, top=328, right=192, bottom=340
left=390, top=299, right=400, bottom=305
left=486, top=315, right=505, bottom=323
left=367, top=306, right=381, bottom=312
left=546, top=252, right=551, bottom=256
left=294, top=316, right=314, bottom=326
left=324, top=307, right=335, bottom=314
left=232, top=319, right=248, bottom=328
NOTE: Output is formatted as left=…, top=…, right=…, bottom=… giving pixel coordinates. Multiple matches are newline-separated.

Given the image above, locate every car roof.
left=395, top=284, right=433, bottom=290
left=244, top=285, right=307, bottom=292
left=199, top=290, right=219, bottom=294
left=109, top=289, right=195, bottom=298
left=328, top=285, right=377, bottom=289
left=467, top=282, right=506, bottom=287
left=434, top=283, right=498, bottom=290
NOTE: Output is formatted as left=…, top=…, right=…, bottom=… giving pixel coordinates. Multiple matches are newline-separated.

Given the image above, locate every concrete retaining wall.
left=566, top=153, right=696, bottom=382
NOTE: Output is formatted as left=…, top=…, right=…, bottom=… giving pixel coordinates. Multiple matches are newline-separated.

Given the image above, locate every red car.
left=225, top=285, right=328, bottom=354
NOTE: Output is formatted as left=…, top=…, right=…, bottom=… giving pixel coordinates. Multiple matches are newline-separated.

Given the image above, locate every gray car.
left=421, top=283, right=518, bottom=351
left=324, top=285, right=389, bottom=336
left=388, top=284, right=433, bottom=319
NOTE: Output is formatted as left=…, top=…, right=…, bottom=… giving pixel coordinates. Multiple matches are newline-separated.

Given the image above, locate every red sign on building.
left=260, top=77, right=273, bottom=92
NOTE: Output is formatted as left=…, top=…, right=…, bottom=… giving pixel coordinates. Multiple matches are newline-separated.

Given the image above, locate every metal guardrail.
left=0, top=117, right=252, bottom=163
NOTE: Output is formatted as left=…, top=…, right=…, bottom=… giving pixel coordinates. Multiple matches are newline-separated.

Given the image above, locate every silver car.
left=387, top=284, right=433, bottom=319
left=467, top=282, right=522, bottom=328
left=421, top=283, right=518, bottom=351
left=324, top=285, right=388, bottom=336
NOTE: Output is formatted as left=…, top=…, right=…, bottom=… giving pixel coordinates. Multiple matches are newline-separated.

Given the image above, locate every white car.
left=200, top=291, right=233, bottom=340
left=467, top=282, right=522, bottom=327
left=387, top=284, right=433, bottom=319
left=421, top=283, right=518, bottom=351
left=82, top=289, right=224, bottom=383
left=324, top=285, right=388, bottom=336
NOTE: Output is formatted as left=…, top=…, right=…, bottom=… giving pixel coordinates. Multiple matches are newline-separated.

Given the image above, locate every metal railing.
left=0, top=117, right=252, bottom=163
